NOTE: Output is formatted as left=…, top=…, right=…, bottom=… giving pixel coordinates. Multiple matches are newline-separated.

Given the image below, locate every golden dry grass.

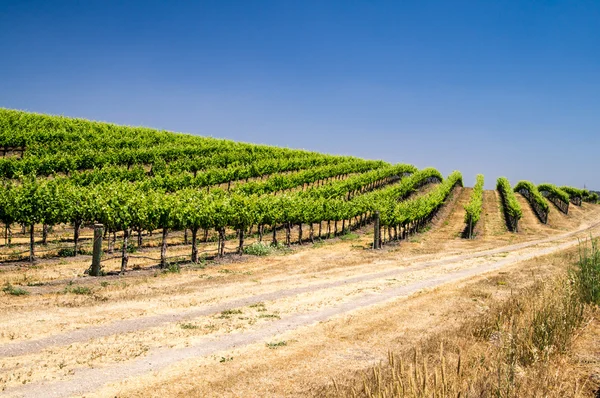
left=85, top=232, right=592, bottom=397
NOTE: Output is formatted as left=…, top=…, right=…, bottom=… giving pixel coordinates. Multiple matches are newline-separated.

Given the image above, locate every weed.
left=573, top=237, right=600, bottom=305
left=2, top=282, right=29, bottom=296
left=163, top=263, right=180, bottom=274
left=57, top=248, right=76, bottom=257
left=250, top=302, right=268, bottom=312
left=244, top=242, right=273, bottom=256
left=339, top=232, right=360, bottom=241
left=100, top=281, right=109, bottom=288
left=179, top=323, right=199, bottom=330
left=266, top=340, right=288, bottom=349
left=127, top=242, right=137, bottom=253
left=258, top=313, right=280, bottom=319
left=64, top=285, right=93, bottom=295
left=205, top=323, right=217, bottom=331
left=57, top=247, right=88, bottom=257
left=221, top=309, right=243, bottom=315
left=219, top=356, right=233, bottom=363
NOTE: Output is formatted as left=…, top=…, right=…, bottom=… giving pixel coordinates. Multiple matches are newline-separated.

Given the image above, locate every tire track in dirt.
left=1, top=219, right=600, bottom=360
left=4, top=228, right=596, bottom=398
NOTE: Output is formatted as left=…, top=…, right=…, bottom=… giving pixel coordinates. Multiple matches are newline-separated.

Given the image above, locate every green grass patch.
left=2, top=282, right=29, bottom=296
left=266, top=340, right=288, bottom=349
left=179, top=322, right=200, bottom=330
left=64, top=285, right=93, bottom=295
left=221, top=309, right=242, bottom=316
left=163, top=263, right=181, bottom=274
left=339, top=232, right=360, bottom=241
left=258, top=313, right=280, bottom=319
left=244, top=242, right=273, bottom=256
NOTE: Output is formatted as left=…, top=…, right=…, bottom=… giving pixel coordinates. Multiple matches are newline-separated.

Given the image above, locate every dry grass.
left=1, top=199, right=599, bottom=396
left=79, top=237, right=592, bottom=397
left=328, top=241, right=600, bottom=398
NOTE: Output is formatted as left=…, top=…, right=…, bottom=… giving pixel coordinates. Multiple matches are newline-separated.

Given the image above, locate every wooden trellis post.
left=90, top=224, right=104, bottom=276
left=373, top=211, right=380, bottom=249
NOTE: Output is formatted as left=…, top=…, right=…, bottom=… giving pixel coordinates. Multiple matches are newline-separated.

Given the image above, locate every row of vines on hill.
left=537, top=183, right=570, bottom=214
left=514, top=181, right=550, bottom=224
left=561, top=186, right=584, bottom=206
left=497, top=178, right=522, bottom=232
left=374, top=171, right=462, bottom=247
left=464, top=174, right=484, bottom=239
left=561, top=186, right=599, bottom=204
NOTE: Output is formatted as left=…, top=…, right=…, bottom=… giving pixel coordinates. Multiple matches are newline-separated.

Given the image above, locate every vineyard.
left=0, top=110, right=468, bottom=274
left=1, top=109, right=598, bottom=273
left=497, top=177, right=522, bottom=231
left=1, top=109, right=600, bottom=398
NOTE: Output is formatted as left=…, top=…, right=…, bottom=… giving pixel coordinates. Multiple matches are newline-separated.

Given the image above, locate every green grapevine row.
left=464, top=174, right=484, bottom=238
left=537, top=183, right=570, bottom=214
left=514, top=181, right=549, bottom=224
left=496, top=177, right=522, bottom=232
left=373, top=171, right=462, bottom=246
left=560, top=186, right=584, bottom=206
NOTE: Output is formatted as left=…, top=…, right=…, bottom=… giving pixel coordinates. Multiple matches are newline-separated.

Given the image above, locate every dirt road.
left=2, top=210, right=600, bottom=397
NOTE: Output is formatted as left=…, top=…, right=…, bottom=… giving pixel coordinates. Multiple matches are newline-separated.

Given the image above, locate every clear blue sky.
left=1, top=0, right=599, bottom=189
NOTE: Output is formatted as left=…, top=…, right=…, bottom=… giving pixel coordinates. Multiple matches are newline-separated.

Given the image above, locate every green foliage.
left=0, top=108, right=370, bottom=179
left=514, top=181, right=549, bottom=212
left=0, top=109, right=459, bottom=264
left=560, top=186, right=584, bottom=200
left=537, top=183, right=570, bottom=204
left=339, top=232, right=360, bottom=240
left=163, top=263, right=181, bottom=274
left=179, top=323, right=200, bottom=330
left=2, top=282, right=29, bottom=296
left=63, top=285, right=93, bottom=295
left=379, top=171, right=462, bottom=227
left=496, top=177, right=522, bottom=220
left=221, top=309, right=243, bottom=315
left=573, top=238, right=600, bottom=305
left=464, top=174, right=484, bottom=227
left=57, top=247, right=88, bottom=257
left=266, top=340, right=288, bottom=349
left=243, top=242, right=273, bottom=256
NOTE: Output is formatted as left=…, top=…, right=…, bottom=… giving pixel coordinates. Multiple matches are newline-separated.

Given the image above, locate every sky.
left=1, top=0, right=599, bottom=189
